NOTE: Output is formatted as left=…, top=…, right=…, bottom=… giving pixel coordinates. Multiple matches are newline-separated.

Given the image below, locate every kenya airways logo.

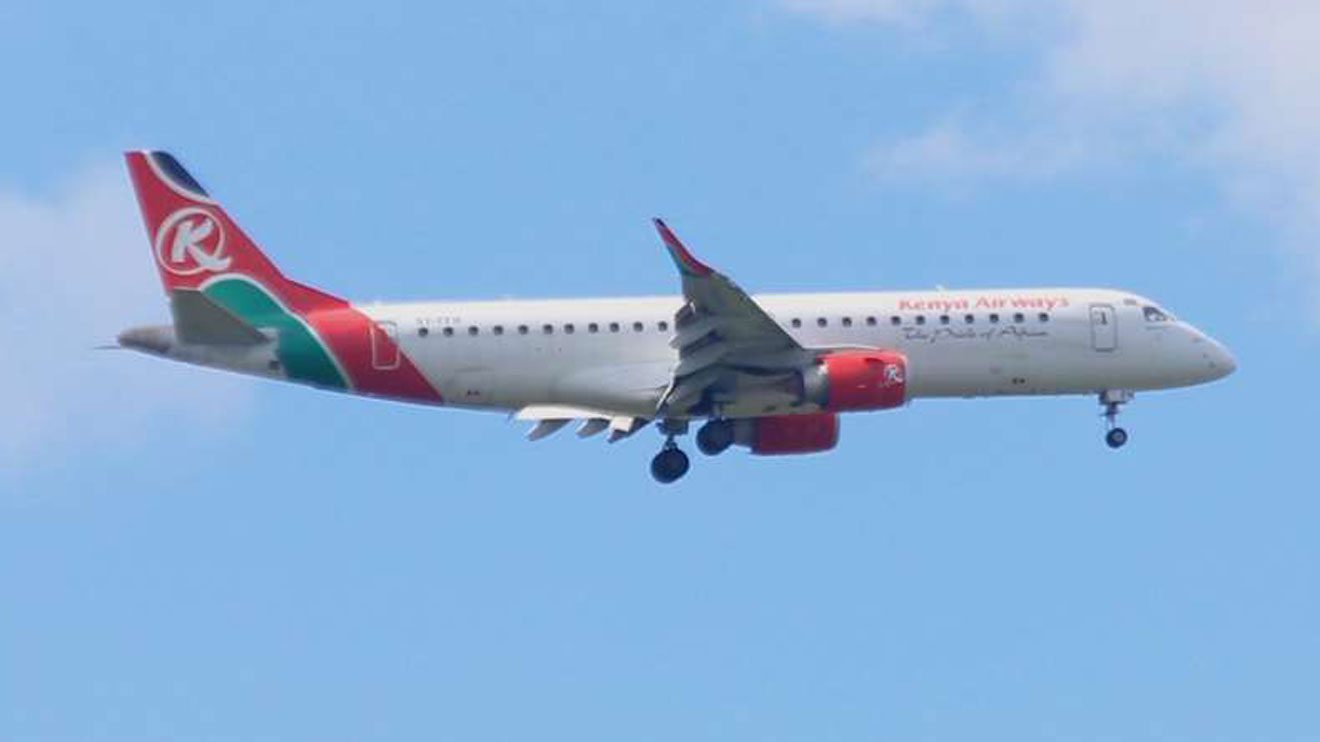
left=883, top=362, right=905, bottom=387
left=154, top=207, right=231, bottom=276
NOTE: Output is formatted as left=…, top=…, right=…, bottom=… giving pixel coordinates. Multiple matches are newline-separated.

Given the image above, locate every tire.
left=1106, top=427, right=1129, bottom=449
left=650, top=448, right=691, bottom=484
left=696, top=420, right=734, bottom=456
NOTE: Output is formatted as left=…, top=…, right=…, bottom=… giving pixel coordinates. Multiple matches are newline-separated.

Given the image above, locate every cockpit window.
left=1143, top=306, right=1171, bottom=322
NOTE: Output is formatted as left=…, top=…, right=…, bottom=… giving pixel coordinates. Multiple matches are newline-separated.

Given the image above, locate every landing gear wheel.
left=1098, top=390, right=1134, bottom=450
left=650, top=447, right=691, bottom=484
left=696, top=420, right=734, bottom=456
left=1105, top=427, right=1129, bottom=449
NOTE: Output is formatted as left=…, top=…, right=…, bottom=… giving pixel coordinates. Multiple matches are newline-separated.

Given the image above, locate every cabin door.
left=1089, top=304, right=1117, bottom=351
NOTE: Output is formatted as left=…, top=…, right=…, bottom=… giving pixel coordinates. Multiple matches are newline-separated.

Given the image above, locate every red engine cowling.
left=798, top=350, right=908, bottom=412
left=737, top=413, right=840, bottom=455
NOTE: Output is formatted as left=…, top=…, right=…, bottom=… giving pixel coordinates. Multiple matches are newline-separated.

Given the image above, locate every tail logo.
left=154, top=206, right=231, bottom=276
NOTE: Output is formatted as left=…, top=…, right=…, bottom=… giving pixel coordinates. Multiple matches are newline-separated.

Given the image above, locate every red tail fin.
left=123, top=151, right=443, bottom=404
left=124, top=150, right=342, bottom=310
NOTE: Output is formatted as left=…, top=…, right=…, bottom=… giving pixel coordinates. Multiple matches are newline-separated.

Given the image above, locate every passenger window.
left=518, top=325, right=529, bottom=335
left=658, top=321, right=669, bottom=332
left=1038, top=313, right=1049, bottom=323
left=890, top=316, right=901, bottom=326
left=1013, top=313, right=1024, bottom=324
left=817, top=318, right=828, bottom=328
left=842, top=317, right=853, bottom=328
left=939, top=315, right=950, bottom=325
left=633, top=321, right=644, bottom=332
left=443, top=327, right=454, bottom=337
left=989, top=313, right=1000, bottom=324
left=964, top=314, right=974, bottom=324
left=418, top=327, right=430, bottom=338
left=588, top=323, right=599, bottom=333
left=468, top=326, right=479, bottom=336
left=865, top=316, right=877, bottom=326
left=564, top=323, right=575, bottom=334
left=493, top=325, right=504, bottom=336
left=791, top=318, right=802, bottom=328
left=609, top=322, right=620, bottom=333
left=542, top=324, right=554, bottom=335
left=915, top=315, right=926, bottom=325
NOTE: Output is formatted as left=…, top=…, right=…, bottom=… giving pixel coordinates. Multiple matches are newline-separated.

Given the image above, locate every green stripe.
left=203, top=278, right=348, bottom=390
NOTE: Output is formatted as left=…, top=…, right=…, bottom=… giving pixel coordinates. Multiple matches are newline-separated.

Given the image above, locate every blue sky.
left=1, top=1, right=1316, bottom=740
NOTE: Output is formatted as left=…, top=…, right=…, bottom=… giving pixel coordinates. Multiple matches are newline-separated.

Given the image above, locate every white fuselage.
left=117, top=150, right=1239, bottom=479
left=356, top=287, right=1235, bottom=418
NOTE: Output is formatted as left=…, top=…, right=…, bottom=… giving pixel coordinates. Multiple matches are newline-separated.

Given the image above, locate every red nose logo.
left=154, top=206, right=231, bottom=276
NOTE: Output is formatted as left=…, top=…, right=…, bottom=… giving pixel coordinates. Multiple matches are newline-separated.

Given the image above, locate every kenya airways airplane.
left=118, top=151, right=1236, bottom=483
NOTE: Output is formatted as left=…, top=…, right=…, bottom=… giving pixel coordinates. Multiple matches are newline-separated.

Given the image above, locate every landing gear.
left=1099, top=390, right=1133, bottom=449
left=1105, top=427, right=1129, bottom=449
left=650, top=419, right=692, bottom=484
left=648, top=418, right=738, bottom=482
left=696, top=419, right=734, bottom=456
left=650, top=445, right=690, bottom=484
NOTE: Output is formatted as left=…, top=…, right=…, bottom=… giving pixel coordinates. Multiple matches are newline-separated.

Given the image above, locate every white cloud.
left=0, top=162, right=251, bottom=476
left=866, top=118, right=1099, bottom=184
left=786, top=0, right=1320, bottom=282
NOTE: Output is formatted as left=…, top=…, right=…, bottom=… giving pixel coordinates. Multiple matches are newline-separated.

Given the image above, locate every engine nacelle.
left=735, top=413, right=840, bottom=456
left=797, top=350, right=908, bottom=412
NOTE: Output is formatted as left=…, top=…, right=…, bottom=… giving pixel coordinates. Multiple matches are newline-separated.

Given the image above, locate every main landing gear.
left=649, top=418, right=738, bottom=484
left=650, top=419, right=692, bottom=484
left=1100, top=390, right=1133, bottom=449
left=696, top=419, right=735, bottom=457
left=650, top=444, right=690, bottom=484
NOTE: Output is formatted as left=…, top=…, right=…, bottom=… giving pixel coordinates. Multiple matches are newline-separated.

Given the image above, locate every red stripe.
left=307, top=309, right=443, bottom=404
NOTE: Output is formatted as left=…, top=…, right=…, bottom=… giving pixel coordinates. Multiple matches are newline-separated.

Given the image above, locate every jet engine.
left=734, top=413, right=840, bottom=455
left=797, top=350, right=908, bottom=412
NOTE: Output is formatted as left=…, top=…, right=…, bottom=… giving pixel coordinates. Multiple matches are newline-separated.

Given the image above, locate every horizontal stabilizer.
left=170, top=289, right=268, bottom=345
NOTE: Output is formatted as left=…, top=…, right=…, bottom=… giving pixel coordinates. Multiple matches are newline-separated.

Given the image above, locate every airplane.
left=117, top=151, right=1236, bottom=483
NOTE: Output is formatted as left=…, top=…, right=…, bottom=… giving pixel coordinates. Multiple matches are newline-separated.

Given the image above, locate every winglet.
left=653, top=218, right=714, bottom=277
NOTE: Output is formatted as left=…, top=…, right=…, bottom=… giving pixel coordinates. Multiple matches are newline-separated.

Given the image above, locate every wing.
left=653, top=219, right=814, bottom=416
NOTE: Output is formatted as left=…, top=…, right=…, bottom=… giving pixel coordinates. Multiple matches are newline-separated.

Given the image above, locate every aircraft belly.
left=548, top=361, right=671, bottom=418
left=402, top=332, right=672, bottom=416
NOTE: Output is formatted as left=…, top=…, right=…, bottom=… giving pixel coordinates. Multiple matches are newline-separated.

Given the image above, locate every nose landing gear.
left=1105, top=427, right=1129, bottom=449
left=1100, top=390, right=1133, bottom=449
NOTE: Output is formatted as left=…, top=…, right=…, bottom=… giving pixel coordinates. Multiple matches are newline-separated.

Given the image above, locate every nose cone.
left=1202, top=336, right=1237, bottom=380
